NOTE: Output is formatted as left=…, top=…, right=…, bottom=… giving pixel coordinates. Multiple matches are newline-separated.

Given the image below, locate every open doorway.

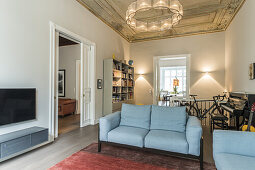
left=58, top=36, right=80, bottom=135
left=49, top=22, right=96, bottom=140
left=153, top=54, right=190, bottom=105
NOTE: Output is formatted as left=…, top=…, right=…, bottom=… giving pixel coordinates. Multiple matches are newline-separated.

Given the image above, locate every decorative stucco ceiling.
left=77, top=0, right=245, bottom=43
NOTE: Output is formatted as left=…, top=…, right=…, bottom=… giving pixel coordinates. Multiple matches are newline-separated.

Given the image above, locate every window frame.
left=153, top=54, right=190, bottom=105
left=160, top=66, right=186, bottom=94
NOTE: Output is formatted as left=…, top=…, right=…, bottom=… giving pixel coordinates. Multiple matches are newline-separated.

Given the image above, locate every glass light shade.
left=172, top=13, right=180, bottom=26
left=177, top=14, right=182, bottom=20
left=179, top=5, right=183, bottom=16
left=170, top=0, right=181, bottom=13
left=130, top=18, right=137, bottom=28
left=137, top=0, right=152, bottom=11
left=126, top=10, right=129, bottom=20
left=136, top=21, right=148, bottom=31
left=127, top=2, right=137, bottom=17
left=153, top=0, right=169, bottom=9
left=161, top=18, right=172, bottom=30
left=126, top=0, right=183, bottom=32
left=148, top=21, right=161, bottom=31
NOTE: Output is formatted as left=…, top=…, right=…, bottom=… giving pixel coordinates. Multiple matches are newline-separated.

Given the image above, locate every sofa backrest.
left=120, top=104, right=151, bottom=130
left=150, top=105, right=187, bottom=133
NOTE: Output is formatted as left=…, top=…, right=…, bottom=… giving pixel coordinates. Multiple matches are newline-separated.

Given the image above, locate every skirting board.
left=82, top=119, right=98, bottom=127
left=91, top=119, right=99, bottom=125
left=86, top=119, right=99, bottom=126
left=82, top=120, right=91, bottom=127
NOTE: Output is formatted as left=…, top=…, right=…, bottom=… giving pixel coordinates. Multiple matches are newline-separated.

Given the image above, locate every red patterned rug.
left=50, top=143, right=216, bottom=170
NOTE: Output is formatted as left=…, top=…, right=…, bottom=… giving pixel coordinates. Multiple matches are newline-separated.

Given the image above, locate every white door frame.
left=76, top=60, right=81, bottom=115
left=49, top=22, right=96, bottom=140
left=153, top=54, right=191, bottom=105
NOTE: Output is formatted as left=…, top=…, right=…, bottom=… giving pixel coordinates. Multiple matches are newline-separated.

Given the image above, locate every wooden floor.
left=0, top=125, right=98, bottom=170
left=203, top=125, right=214, bottom=164
left=58, top=114, right=80, bottom=135
left=0, top=124, right=214, bottom=170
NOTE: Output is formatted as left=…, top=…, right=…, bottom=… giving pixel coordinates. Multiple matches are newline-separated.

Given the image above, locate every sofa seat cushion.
left=214, top=153, right=255, bottom=170
left=150, top=105, right=187, bottom=132
left=144, top=130, right=188, bottom=154
left=120, top=104, right=151, bottom=130
left=108, top=126, right=149, bottom=148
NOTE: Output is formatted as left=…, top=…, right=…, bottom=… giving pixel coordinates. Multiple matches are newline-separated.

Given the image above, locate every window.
left=160, top=66, right=186, bottom=95
left=154, top=55, right=190, bottom=104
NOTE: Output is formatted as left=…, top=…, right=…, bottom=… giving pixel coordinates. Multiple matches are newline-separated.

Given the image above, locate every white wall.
left=225, top=0, right=255, bottom=93
left=159, top=58, right=186, bottom=67
left=0, top=0, right=251, bottom=135
left=0, top=0, right=130, bottom=135
left=59, top=44, right=80, bottom=99
left=131, top=32, right=226, bottom=105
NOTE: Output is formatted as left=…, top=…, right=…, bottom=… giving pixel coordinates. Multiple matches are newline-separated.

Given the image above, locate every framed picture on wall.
left=58, top=69, right=66, bottom=97
left=249, top=63, right=255, bottom=80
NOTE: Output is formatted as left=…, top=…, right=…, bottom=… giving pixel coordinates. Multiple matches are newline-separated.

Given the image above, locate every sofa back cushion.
left=120, top=104, right=151, bottom=129
left=150, top=105, right=187, bottom=132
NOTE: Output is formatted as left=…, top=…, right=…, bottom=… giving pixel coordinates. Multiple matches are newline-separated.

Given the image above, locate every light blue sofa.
left=98, top=104, right=203, bottom=169
left=213, top=130, right=255, bottom=170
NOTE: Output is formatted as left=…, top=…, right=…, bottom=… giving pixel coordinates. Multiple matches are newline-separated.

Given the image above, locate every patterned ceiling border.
left=76, top=0, right=246, bottom=43
left=76, top=0, right=130, bottom=42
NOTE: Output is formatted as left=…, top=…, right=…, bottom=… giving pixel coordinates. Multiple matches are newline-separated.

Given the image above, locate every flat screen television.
left=0, top=88, right=36, bottom=126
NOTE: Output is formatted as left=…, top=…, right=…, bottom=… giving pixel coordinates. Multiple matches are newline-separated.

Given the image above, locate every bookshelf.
left=103, top=59, right=135, bottom=115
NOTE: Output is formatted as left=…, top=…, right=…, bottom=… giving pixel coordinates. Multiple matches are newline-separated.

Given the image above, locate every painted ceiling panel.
left=77, top=0, right=245, bottom=42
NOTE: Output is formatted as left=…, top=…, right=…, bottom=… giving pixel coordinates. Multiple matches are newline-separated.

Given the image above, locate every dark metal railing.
left=187, top=99, right=220, bottom=126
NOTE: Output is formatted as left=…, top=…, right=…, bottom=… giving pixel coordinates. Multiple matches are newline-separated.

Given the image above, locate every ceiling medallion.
left=126, top=0, right=183, bottom=32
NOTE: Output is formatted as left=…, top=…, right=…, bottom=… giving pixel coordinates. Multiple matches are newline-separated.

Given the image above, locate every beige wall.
left=131, top=32, right=226, bottom=105
left=59, top=44, right=80, bottom=100
left=0, top=0, right=252, bottom=135
left=0, top=0, right=129, bottom=134
left=225, top=0, right=255, bottom=93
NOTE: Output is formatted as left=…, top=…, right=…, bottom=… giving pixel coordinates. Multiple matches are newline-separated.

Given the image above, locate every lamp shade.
left=173, top=79, right=179, bottom=86
left=137, top=0, right=152, bottom=11
left=153, top=0, right=169, bottom=8
left=126, top=0, right=183, bottom=32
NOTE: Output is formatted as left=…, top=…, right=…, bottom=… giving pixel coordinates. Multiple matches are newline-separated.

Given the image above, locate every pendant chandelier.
left=126, top=0, right=183, bottom=32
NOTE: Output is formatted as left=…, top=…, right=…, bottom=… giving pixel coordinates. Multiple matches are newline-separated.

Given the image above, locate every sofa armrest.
left=213, top=130, right=255, bottom=157
left=99, top=111, right=121, bottom=142
left=186, top=116, right=202, bottom=156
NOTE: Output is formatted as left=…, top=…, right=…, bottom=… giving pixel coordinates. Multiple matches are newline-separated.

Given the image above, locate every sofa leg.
left=98, top=142, right=101, bottom=152
left=200, top=138, right=204, bottom=170
left=200, top=155, right=203, bottom=170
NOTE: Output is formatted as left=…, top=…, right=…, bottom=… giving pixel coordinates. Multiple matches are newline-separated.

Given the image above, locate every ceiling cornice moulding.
left=77, top=0, right=246, bottom=43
